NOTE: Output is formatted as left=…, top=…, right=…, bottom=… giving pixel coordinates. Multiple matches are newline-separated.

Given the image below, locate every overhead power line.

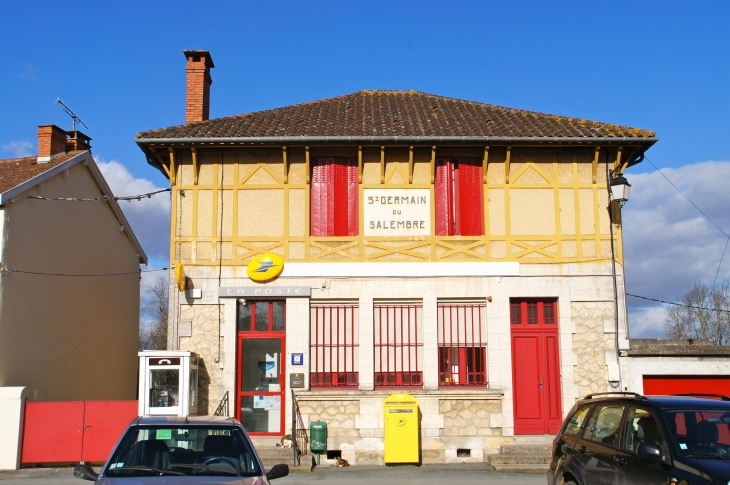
left=27, top=188, right=171, bottom=202
left=644, top=157, right=730, bottom=285
left=0, top=266, right=170, bottom=277
left=627, top=293, right=730, bottom=314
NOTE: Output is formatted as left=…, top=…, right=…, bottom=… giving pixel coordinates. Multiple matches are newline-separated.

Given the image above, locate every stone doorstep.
left=498, top=444, right=552, bottom=455
left=489, top=463, right=550, bottom=474
left=487, top=454, right=551, bottom=465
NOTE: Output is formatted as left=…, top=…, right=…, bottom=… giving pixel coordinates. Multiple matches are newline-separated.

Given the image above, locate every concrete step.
left=255, top=447, right=298, bottom=459
left=499, top=444, right=552, bottom=455
left=488, top=454, right=551, bottom=465
left=489, top=463, right=550, bottom=474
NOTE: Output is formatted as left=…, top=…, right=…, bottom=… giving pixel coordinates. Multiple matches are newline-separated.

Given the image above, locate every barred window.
left=310, top=303, right=359, bottom=388
left=374, top=303, right=423, bottom=388
left=438, top=302, right=487, bottom=387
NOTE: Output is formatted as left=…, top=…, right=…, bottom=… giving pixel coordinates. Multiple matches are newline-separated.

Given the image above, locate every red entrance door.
left=236, top=300, right=286, bottom=436
left=510, top=299, right=562, bottom=434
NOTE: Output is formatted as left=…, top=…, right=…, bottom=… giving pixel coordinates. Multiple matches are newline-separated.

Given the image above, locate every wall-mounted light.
left=608, top=380, right=621, bottom=389
left=610, top=175, right=631, bottom=207
left=237, top=298, right=247, bottom=306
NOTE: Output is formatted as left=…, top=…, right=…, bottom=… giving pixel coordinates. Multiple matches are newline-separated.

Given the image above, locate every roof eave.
left=136, top=135, right=658, bottom=176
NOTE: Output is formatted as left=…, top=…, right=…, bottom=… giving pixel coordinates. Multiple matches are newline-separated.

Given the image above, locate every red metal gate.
left=510, top=299, right=562, bottom=434
left=21, top=400, right=137, bottom=465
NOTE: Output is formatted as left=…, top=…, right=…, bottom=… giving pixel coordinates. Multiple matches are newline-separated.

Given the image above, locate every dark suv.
left=547, top=392, right=730, bottom=485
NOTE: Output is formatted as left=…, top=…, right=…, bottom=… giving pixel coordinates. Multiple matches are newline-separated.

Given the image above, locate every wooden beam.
left=305, top=146, right=310, bottom=184
left=592, top=146, right=600, bottom=184
left=191, top=147, right=199, bottom=185
left=483, top=146, right=490, bottom=184
left=150, top=148, right=171, bottom=179
left=430, top=146, right=436, bottom=184
left=380, top=146, right=385, bottom=184
left=505, top=146, right=511, bottom=184
left=613, top=146, right=623, bottom=176
left=358, top=146, right=363, bottom=184
left=282, top=146, right=288, bottom=184
left=168, top=148, right=176, bottom=186
left=408, top=146, right=414, bottom=184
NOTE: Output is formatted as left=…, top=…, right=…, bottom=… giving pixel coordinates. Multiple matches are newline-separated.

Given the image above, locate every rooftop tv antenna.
left=56, top=98, right=89, bottom=131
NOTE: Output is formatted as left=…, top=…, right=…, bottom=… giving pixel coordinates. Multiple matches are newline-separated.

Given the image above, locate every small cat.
left=335, top=457, right=349, bottom=467
left=276, top=434, right=294, bottom=448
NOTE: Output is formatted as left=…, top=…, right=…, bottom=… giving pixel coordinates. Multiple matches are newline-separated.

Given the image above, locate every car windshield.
left=105, top=426, right=263, bottom=477
left=664, top=408, right=730, bottom=458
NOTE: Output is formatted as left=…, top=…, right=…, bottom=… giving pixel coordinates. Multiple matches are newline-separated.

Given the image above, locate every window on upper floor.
left=435, top=158, right=484, bottom=236
left=310, top=157, right=358, bottom=236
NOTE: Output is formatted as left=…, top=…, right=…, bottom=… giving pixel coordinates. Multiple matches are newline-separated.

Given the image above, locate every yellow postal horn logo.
left=247, top=253, right=284, bottom=282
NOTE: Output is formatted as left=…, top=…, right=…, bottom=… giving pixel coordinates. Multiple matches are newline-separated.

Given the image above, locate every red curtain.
left=311, top=158, right=358, bottom=236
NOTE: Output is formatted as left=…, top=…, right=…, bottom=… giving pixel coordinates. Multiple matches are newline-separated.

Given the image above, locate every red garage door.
left=643, top=375, right=730, bottom=396
left=22, top=400, right=137, bottom=465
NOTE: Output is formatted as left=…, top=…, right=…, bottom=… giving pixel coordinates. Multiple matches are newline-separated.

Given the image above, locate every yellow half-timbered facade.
left=136, top=50, right=657, bottom=464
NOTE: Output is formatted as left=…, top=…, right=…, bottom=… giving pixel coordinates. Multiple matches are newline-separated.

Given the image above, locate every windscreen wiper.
left=169, top=463, right=242, bottom=477
left=111, top=465, right=185, bottom=476
left=685, top=453, right=730, bottom=460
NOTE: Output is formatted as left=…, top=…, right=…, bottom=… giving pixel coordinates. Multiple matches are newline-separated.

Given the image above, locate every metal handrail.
left=214, top=391, right=229, bottom=416
left=291, top=390, right=309, bottom=466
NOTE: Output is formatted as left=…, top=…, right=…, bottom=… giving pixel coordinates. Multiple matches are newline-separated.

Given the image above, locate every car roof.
left=578, top=394, right=730, bottom=410
left=135, top=415, right=239, bottom=426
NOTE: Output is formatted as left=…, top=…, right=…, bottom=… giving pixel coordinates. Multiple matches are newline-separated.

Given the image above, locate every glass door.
left=236, top=301, right=285, bottom=435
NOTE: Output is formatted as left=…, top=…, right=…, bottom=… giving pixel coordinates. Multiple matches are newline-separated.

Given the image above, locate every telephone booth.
left=138, top=350, right=199, bottom=416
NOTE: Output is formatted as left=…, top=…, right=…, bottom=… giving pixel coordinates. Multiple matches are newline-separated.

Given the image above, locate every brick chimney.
left=184, top=50, right=214, bottom=124
left=37, top=125, right=68, bottom=163
left=65, top=131, right=92, bottom=152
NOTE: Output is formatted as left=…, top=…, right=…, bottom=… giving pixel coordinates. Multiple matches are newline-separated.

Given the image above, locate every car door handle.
left=614, top=457, right=627, bottom=466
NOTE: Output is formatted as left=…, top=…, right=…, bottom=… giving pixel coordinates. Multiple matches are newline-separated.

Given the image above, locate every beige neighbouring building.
left=0, top=125, right=147, bottom=402
left=135, top=50, right=657, bottom=464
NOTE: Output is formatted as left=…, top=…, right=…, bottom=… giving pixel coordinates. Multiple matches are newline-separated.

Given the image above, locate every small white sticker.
left=679, top=443, right=687, bottom=450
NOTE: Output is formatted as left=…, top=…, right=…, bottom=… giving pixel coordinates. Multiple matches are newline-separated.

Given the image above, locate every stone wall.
left=298, top=400, right=360, bottom=443
left=178, top=304, right=223, bottom=414
left=572, top=302, right=614, bottom=396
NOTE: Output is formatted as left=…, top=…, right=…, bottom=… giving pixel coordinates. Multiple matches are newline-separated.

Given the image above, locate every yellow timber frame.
left=165, top=145, right=623, bottom=266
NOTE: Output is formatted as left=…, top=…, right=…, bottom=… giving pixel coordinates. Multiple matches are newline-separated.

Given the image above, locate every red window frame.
left=438, top=302, right=487, bottom=387
left=374, top=303, right=423, bottom=388
left=310, top=303, right=359, bottom=388
left=510, top=299, right=558, bottom=329
left=435, top=157, right=484, bottom=236
left=311, top=157, right=358, bottom=236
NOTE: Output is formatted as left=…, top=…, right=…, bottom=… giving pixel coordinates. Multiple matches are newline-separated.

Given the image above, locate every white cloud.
left=623, top=160, right=730, bottom=337
left=95, top=159, right=171, bottom=267
left=2, top=140, right=34, bottom=157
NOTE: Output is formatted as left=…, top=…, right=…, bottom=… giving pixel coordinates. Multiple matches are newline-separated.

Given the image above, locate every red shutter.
left=457, top=158, right=484, bottom=236
left=346, top=158, right=359, bottom=236
left=325, top=158, right=335, bottom=236
left=435, top=159, right=454, bottom=236
left=311, top=159, right=324, bottom=236
left=333, top=159, right=348, bottom=235
left=311, top=157, right=359, bottom=237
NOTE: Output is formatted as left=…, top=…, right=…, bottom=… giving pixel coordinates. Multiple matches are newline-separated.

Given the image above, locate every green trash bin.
left=310, top=420, right=327, bottom=453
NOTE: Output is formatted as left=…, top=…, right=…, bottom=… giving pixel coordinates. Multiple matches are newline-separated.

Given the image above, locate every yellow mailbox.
left=383, top=393, right=420, bottom=464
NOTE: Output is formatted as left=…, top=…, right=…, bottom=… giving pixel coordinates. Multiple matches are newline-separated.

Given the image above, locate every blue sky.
left=3, top=1, right=730, bottom=336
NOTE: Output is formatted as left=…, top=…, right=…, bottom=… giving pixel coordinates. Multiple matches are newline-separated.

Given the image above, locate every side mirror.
left=637, top=443, right=662, bottom=460
left=73, top=464, right=99, bottom=481
left=266, top=463, right=289, bottom=480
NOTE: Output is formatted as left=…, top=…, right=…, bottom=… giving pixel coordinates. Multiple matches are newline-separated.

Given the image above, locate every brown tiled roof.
left=0, top=152, right=83, bottom=194
left=137, top=90, right=655, bottom=140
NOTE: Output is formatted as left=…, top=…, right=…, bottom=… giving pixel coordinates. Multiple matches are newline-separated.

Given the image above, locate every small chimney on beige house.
left=184, top=50, right=214, bottom=124
left=37, top=124, right=68, bottom=162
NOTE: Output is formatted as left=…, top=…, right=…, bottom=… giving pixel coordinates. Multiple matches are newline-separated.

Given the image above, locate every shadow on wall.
left=198, top=360, right=211, bottom=414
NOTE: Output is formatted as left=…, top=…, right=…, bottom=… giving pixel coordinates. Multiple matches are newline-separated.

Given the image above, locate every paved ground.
left=0, top=465, right=545, bottom=485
